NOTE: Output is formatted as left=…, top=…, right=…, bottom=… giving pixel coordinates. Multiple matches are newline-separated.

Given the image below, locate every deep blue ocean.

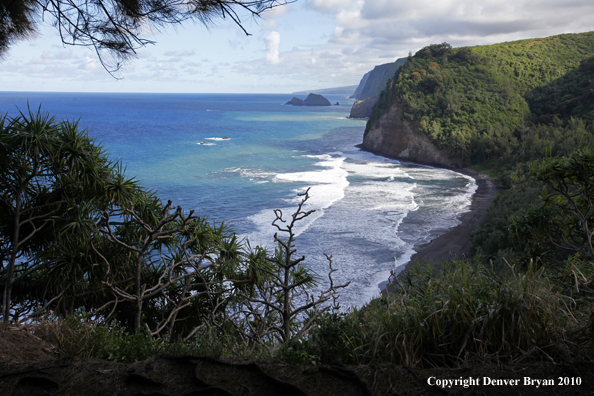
left=0, top=92, right=476, bottom=308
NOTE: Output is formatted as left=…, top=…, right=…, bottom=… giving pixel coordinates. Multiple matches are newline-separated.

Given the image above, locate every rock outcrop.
left=286, top=97, right=305, bottom=106
left=361, top=99, right=459, bottom=168
left=349, top=97, right=378, bottom=118
left=285, top=93, right=331, bottom=106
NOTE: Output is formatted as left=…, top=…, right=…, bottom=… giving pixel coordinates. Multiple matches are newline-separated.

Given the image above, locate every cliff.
left=293, top=85, right=357, bottom=96
left=350, top=72, right=370, bottom=99
left=361, top=98, right=458, bottom=168
left=349, top=58, right=406, bottom=117
left=349, top=97, right=378, bottom=118
left=360, top=33, right=594, bottom=169
left=351, top=58, right=406, bottom=100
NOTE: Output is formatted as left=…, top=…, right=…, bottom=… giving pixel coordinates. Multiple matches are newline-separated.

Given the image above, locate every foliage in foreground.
left=304, top=258, right=593, bottom=367
left=0, top=109, right=347, bottom=354
left=32, top=255, right=594, bottom=369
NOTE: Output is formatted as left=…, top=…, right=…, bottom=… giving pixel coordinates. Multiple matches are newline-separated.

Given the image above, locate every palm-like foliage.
left=0, top=108, right=149, bottom=322
left=511, top=147, right=594, bottom=260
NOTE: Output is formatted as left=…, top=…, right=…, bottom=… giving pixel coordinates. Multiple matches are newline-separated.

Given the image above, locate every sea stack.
left=286, top=93, right=331, bottom=106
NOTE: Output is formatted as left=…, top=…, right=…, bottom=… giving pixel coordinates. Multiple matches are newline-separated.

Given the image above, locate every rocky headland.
left=348, top=58, right=406, bottom=118
left=360, top=98, right=458, bottom=168
left=349, top=97, right=378, bottom=118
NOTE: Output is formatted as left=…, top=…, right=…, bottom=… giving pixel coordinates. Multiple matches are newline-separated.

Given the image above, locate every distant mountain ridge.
left=292, top=85, right=358, bottom=96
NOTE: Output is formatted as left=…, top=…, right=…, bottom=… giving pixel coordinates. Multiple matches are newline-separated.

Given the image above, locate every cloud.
left=163, top=50, right=195, bottom=57
left=136, top=50, right=153, bottom=59
left=312, top=0, right=594, bottom=70
left=265, top=31, right=281, bottom=64
left=308, top=0, right=356, bottom=14
left=229, top=0, right=594, bottom=92
left=261, top=3, right=292, bottom=19
left=263, top=19, right=279, bottom=30
left=335, top=0, right=594, bottom=48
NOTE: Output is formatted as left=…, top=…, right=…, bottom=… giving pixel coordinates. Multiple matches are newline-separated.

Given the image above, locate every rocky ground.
left=1, top=323, right=594, bottom=396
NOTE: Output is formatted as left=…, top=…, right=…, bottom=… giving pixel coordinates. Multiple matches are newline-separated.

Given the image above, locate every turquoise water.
left=0, top=92, right=476, bottom=307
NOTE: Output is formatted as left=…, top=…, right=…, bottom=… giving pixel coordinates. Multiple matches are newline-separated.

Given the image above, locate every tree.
left=0, top=0, right=289, bottom=73
left=0, top=108, right=146, bottom=322
left=510, top=147, right=594, bottom=261
left=97, top=199, right=242, bottom=335
left=232, top=188, right=349, bottom=345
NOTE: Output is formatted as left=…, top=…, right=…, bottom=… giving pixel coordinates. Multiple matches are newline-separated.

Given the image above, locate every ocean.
left=0, top=91, right=476, bottom=308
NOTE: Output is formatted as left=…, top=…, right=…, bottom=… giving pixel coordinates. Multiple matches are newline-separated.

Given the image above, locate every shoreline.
left=381, top=167, right=499, bottom=295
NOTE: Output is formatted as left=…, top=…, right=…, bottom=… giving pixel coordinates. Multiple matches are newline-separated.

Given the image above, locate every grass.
left=304, top=258, right=587, bottom=367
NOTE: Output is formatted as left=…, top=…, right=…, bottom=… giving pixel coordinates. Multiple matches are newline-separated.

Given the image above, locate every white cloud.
left=163, top=50, right=195, bottom=57
left=261, top=3, right=292, bottom=19
left=265, top=31, right=281, bottom=64
left=263, top=19, right=279, bottom=30
left=308, top=0, right=357, bottom=13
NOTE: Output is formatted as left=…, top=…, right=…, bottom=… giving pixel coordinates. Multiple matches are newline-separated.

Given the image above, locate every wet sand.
left=382, top=168, right=499, bottom=295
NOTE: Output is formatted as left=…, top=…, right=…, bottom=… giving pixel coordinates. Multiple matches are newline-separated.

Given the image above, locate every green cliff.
left=362, top=32, right=594, bottom=167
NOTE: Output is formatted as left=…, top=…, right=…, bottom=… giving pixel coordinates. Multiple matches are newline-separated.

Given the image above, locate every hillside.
left=363, top=32, right=594, bottom=166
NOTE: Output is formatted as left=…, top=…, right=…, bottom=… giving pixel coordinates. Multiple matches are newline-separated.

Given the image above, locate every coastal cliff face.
left=351, top=59, right=406, bottom=100
left=361, top=100, right=459, bottom=168
left=349, top=96, right=378, bottom=118
left=349, top=58, right=406, bottom=118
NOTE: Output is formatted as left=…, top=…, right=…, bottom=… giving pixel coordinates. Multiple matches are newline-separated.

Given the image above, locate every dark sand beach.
left=383, top=168, right=499, bottom=294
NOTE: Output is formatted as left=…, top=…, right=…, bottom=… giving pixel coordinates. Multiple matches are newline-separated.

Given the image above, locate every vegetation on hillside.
left=367, top=33, right=594, bottom=165
left=366, top=32, right=594, bottom=265
left=348, top=31, right=594, bottom=369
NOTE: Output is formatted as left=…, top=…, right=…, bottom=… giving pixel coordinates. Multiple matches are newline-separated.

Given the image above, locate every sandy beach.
left=383, top=168, right=499, bottom=295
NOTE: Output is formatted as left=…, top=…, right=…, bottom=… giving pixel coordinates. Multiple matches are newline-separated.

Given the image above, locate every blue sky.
left=1, top=0, right=593, bottom=93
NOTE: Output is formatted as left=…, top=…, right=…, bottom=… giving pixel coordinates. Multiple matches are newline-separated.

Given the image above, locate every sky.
left=1, top=0, right=593, bottom=93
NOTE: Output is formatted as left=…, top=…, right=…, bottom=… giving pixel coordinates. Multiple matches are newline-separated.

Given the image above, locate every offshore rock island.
left=285, top=93, right=331, bottom=106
